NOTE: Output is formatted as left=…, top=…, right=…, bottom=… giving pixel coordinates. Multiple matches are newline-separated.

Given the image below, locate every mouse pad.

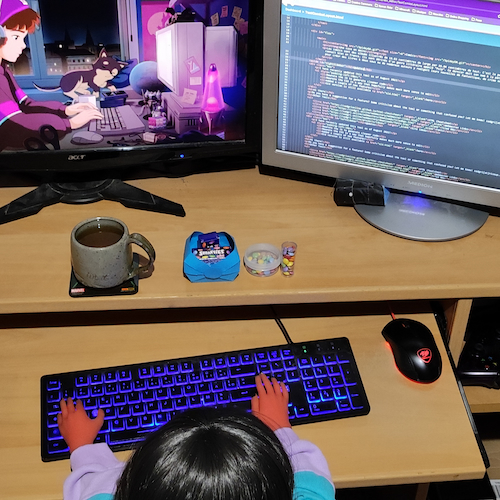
left=69, top=254, right=139, bottom=298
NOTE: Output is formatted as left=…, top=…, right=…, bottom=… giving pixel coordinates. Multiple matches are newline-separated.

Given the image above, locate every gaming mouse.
left=382, top=318, right=442, bottom=383
left=71, top=131, right=104, bottom=145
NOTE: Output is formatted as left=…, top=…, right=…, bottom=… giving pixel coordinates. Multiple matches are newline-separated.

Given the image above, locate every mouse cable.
left=270, top=305, right=293, bottom=345
left=387, top=302, right=396, bottom=321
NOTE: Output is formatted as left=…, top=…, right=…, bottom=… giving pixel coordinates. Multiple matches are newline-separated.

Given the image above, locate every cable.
left=388, top=302, right=396, bottom=321
left=270, top=305, right=293, bottom=344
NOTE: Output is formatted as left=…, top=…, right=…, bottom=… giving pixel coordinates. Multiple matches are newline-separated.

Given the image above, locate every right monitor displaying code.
left=277, top=0, right=500, bottom=191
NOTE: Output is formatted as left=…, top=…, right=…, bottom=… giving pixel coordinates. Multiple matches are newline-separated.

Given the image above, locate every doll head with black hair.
left=58, top=373, right=303, bottom=500
left=114, top=406, right=294, bottom=500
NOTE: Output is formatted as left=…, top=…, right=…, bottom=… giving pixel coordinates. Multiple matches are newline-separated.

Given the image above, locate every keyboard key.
left=104, top=407, right=116, bottom=419
left=118, top=370, right=132, bottom=381
left=230, top=389, right=253, bottom=402
left=140, top=414, right=155, bottom=427
left=134, top=380, right=146, bottom=390
left=117, top=406, right=130, bottom=418
left=75, top=375, right=88, bottom=387
left=46, top=379, right=60, bottom=390
left=76, top=387, right=90, bottom=398
left=230, top=365, right=257, bottom=377
left=104, top=371, right=117, bottom=382
left=108, top=429, right=146, bottom=446
left=47, top=391, right=61, bottom=403
left=200, top=358, right=213, bottom=369
left=119, top=381, right=132, bottom=392
left=47, top=439, right=68, bottom=454
left=237, top=376, right=255, bottom=388
left=153, top=365, right=166, bottom=376
left=174, top=397, right=188, bottom=409
left=47, top=403, right=61, bottom=414
left=167, top=363, right=179, bottom=374
left=111, top=419, right=125, bottom=431
left=311, top=401, right=338, bottom=415
left=241, top=353, right=254, bottom=364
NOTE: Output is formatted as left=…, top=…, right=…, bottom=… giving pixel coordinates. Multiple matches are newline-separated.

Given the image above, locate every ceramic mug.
left=70, top=216, right=156, bottom=288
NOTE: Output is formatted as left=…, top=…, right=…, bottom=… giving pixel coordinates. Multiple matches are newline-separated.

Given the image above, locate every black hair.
left=115, top=407, right=294, bottom=500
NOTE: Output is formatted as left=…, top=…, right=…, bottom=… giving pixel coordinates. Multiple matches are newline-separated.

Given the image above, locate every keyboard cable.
left=270, top=305, right=293, bottom=345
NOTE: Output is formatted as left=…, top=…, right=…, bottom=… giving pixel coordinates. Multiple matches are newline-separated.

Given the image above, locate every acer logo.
left=68, top=154, right=87, bottom=160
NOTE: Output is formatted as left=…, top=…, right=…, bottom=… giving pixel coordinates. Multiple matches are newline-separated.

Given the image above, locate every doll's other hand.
left=251, top=373, right=291, bottom=431
left=58, top=398, right=104, bottom=454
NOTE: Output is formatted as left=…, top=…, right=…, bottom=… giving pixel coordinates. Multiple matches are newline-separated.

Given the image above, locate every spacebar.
left=108, top=429, right=150, bottom=445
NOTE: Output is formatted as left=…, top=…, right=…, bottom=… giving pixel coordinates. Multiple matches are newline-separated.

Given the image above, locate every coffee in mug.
left=71, top=216, right=156, bottom=288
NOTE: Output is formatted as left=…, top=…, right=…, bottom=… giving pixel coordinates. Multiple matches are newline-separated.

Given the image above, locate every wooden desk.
left=0, top=167, right=495, bottom=497
left=1, top=168, right=500, bottom=315
left=0, top=310, right=485, bottom=500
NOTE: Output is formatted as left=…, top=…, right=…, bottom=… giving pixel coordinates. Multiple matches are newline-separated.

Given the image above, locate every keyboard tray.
left=41, top=337, right=370, bottom=461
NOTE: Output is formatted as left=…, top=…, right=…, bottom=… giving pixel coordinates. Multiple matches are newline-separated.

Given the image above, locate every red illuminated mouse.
left=382, top=318, right=442, bottom=383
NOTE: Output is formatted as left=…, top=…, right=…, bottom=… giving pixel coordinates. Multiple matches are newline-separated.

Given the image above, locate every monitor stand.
left=0, top=179, right=186, bottom=225
left=354, top=190, right=489, bottom=241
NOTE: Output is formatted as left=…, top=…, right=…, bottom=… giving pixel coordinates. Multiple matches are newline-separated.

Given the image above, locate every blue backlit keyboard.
left=41, top=337, right=370, bottom=461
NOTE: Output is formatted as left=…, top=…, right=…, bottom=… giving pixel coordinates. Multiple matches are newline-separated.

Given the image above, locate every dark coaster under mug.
left=69, top=254, right=139, bottom=298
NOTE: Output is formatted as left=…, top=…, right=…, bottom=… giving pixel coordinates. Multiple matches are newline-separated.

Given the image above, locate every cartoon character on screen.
left=35, top=48, right=128, bottom=101
left=62, top=49, right=127, bottom=100
left=0, top=0, right=103, bottom=151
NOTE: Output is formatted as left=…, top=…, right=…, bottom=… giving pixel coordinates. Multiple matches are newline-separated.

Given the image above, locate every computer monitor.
left=261, top=0, right=500, bottom=241
left=0, top=0, right=262, bottom=224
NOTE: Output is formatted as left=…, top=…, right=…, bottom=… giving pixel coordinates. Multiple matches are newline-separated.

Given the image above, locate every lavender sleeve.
left=63, top=443, right=125, bottom=500
left=275, top=427, right=335, bottom=500
left=275, top=427, right=333, bottom=482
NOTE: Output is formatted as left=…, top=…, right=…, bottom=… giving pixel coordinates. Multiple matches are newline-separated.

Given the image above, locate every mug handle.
left=128, top=233, right=156, bottom=278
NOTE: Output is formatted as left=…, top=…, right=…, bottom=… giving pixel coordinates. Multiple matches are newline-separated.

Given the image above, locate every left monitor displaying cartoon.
left=0, top=0, right=251, bottom=153
left=0, top=0, right=255, bottom=224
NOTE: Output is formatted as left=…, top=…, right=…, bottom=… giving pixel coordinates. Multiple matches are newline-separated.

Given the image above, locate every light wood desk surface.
left=0, top=310, right=485, bottom=500
left=0, top=167, right=500, bottom=315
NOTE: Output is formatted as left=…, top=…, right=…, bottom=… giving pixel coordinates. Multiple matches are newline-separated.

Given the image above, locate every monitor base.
left=354, top=190, right=489, bottom=241
left=0, top=179, right=186, bottom=225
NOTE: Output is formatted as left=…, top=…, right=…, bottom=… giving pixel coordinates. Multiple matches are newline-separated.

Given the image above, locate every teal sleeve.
left=86, top=495, right=113, bottom=500
left=294, top=471, right=336, bottom=500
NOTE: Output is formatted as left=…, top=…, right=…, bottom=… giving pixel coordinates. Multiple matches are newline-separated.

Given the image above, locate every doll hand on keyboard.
left=251, top=372, right=291, bottom=431
left=58, top=397, right=105, bottom=454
